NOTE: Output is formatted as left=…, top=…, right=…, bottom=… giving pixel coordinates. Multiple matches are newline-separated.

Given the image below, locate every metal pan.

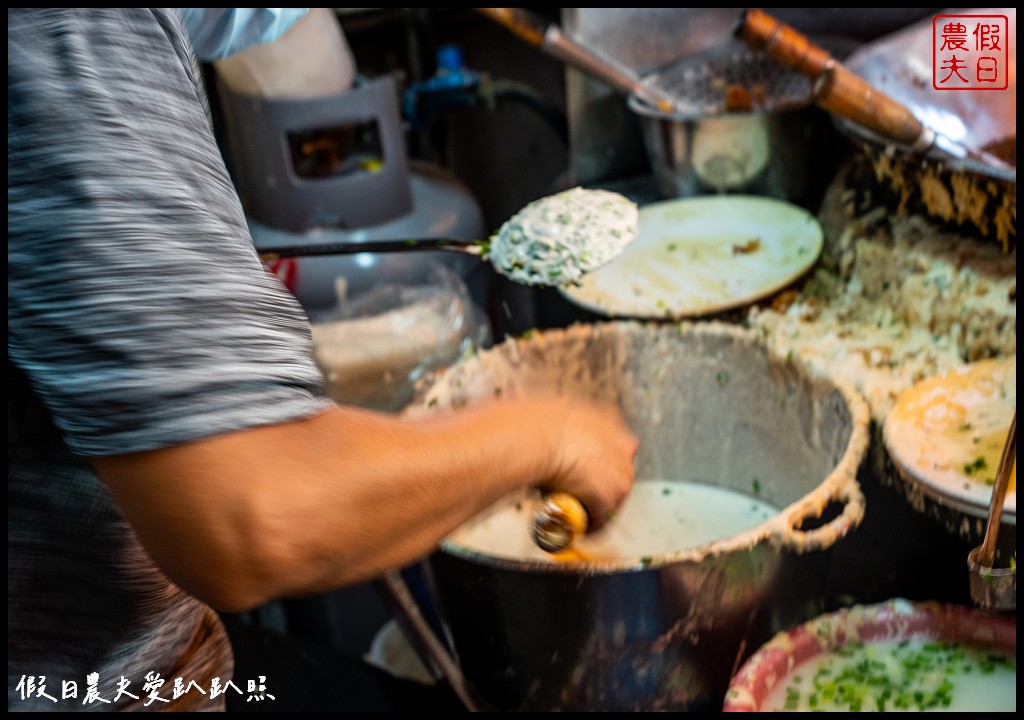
left=735, top=8, right=1016, bottom=182
left=835, top=7, right=1016, bottom=184
left=737, top=8, right=1016, bottom=248
left=881, top=357, right=1016, bottom=558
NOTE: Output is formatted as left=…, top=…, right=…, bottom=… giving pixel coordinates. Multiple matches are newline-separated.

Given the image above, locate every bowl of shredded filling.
left=723, top=598, right=1016, bottom=712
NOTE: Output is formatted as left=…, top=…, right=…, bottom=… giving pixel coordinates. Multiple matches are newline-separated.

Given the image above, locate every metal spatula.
left=476, top=8, right=681, bottom=112
left=735, top=8, right=1015, bottom=176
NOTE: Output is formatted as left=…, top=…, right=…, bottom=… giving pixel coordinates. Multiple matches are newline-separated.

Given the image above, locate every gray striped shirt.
left=8, top=9, right=332, bottom=710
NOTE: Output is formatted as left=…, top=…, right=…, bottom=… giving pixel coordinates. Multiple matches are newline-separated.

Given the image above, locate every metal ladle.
left=257, top=187, right=638, bottom=288
left=475, top=8, right=681, bottom=113
left=967, top=409, right=1016, bottom=612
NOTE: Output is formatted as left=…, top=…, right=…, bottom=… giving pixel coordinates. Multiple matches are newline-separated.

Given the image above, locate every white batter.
left=447, top=479, right=779, bottom=564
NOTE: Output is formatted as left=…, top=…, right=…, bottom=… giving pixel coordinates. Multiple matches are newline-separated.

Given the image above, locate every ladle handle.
left=735, top=8, right=931, bottom=150
left=476, top=8, right=676, bottom=112
left=256, top=237, right=483, bottom=260
left=378, top=569, right=482, bottom=711
left=475, top=8, right=547, bottom=47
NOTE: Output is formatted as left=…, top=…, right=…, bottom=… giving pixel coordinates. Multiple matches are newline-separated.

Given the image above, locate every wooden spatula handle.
left=736, top=8, right=930, bottom=150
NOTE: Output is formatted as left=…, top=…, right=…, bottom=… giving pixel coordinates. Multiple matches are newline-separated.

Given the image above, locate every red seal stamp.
left=933, top=14, right=1009, bottom=90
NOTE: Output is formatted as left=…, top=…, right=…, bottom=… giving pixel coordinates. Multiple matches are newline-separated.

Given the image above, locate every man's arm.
left=93, top=396, right=637, bottom=613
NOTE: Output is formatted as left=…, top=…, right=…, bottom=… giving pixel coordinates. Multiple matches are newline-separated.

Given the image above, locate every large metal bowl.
left=404, top=321, right=871, bottom=711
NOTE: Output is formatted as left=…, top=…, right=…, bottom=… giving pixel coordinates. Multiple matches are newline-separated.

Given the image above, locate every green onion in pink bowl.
left=723, top=599, right=1016, bottom=712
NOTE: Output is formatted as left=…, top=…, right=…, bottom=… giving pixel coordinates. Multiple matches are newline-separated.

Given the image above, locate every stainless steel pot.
left=403, top=321, right=871, bottom=711
left=628, top=44, right=842, bottom=206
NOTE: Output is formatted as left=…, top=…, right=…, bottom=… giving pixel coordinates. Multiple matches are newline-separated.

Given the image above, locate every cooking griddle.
left=559, top=195, right=823, bottom=319
left=883, top=356, right=1017, bottom=525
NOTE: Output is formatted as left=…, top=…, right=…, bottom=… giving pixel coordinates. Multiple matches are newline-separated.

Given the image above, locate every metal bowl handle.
left=775, top=475, right=866, bottom=554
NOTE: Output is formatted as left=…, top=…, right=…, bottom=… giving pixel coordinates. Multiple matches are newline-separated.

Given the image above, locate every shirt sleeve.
left=8, top=8, right=334, bottom=457
left=178, top=8, right=309, bottom=62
